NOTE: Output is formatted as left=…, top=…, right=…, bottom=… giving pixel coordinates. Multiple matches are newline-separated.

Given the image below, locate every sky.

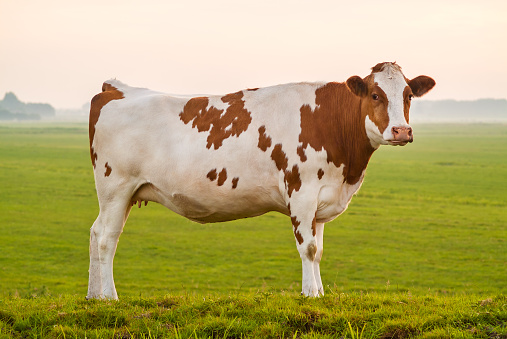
left=1, top=0, right=506, bottom=109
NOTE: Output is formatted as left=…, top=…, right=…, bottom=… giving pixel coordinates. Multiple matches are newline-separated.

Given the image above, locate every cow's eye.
left=372, top=94, right=379, bottom=100
left=408, top=94, right=414, bottom=101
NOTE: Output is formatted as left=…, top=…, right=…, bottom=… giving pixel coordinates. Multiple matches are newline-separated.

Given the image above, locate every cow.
left=87, top=62, right=435, bottom=300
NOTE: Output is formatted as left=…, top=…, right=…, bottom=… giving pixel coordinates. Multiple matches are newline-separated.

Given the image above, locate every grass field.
left=0, top=123, right=506, bottom=338
left=1, top=293, right=506, bottom=338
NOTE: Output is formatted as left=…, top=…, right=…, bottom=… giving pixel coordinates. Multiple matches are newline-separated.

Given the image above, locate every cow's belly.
left=315, top=182, right=363, bottom=223
left=132, top=179, right=288, bottom=224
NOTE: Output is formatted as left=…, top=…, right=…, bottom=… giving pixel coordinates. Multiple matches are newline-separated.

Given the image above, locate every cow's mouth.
left=388, top=140, right=411, bottom=146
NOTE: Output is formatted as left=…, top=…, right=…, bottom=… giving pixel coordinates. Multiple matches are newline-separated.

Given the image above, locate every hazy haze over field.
left=1, top=0, right=506, bottom=110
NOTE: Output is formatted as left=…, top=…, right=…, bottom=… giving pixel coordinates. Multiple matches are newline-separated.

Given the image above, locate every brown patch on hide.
left=257, top=125, right=272, bottom=151
left=207, top=168, right=217, bottom=181
left=291, top=216, right=304, bottom=245
left=89, top=83, right=124, bottom=168
left=317, top=168, right=324, bottom=180
left=232, top=177, right=239, bottom=189
left=270, top=144, right=301, bottom=197
left=270, top=144, right=288, bottom=171
left=179, top=91, right=252, bottom=150
left=297, top=145, right=307, bottom=162
left=306, top=243, right=317, bottom=261
left=104, top=162, right=112, bottom=177
left=217, top=168, right=227, bottom=186
left=299, top=82, right=375, bottom=185
left=179, top=96, right=211, bottom=129
left=207, top=168, right=229, bottom=187
left=284, top=165, right=301, bottom=198
left=311, top=217, right=316, bottom=236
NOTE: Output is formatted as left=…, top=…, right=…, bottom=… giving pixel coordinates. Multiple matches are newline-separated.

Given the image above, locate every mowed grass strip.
left=0, top=293, right=506, bottom=338
left=0, top=123, right=506, bottom=298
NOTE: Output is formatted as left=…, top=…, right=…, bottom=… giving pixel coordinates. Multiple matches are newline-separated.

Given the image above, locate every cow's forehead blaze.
left=368, top=63, right=410, bottom=132
left=373, top=64, right=408, bottom=98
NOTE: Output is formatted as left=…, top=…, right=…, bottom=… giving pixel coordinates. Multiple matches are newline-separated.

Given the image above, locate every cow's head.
left=346, top=62, right=435, bottom=147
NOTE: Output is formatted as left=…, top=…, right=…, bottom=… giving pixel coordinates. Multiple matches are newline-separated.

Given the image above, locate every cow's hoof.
left=301, top=288, right=320, bottom=297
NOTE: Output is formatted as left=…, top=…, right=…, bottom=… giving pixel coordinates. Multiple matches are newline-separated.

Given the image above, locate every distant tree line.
left=411, top=99, right=507, bottom=122
left=0, top=91, right=505, bottom=123
left=0, top=92, right=55, bottom=120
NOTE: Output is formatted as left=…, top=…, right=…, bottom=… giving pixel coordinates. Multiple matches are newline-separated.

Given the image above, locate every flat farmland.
left=0, top=123, right=505, bottom=298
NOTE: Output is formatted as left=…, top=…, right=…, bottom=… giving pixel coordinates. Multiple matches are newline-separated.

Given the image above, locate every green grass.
left=0, top=123, right=505, bottom=297
left=1, top=293, right=506, bottom=338
left=0, top=123, right=506, bottom=337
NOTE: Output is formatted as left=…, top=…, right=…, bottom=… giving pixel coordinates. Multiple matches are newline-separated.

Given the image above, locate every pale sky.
left=1, top=0, right=506, bottom=108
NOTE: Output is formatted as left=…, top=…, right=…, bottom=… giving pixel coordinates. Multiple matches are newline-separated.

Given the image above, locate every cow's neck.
left=299, top=82, right=376, bottom=185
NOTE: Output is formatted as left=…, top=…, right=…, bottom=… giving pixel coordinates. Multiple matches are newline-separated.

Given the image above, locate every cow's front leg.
left=290, top=205, right=320, bottom=297
left=313, top=222, right=325, bottom=295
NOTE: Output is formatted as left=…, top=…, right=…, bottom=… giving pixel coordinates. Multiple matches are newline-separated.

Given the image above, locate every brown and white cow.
left=87, top=62, right=435, bottom=299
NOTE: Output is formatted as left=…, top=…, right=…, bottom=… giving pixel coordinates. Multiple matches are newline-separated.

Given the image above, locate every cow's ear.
left=346, top=76, right=369, bottom=97
left=408, top=76, right=435, bottom=97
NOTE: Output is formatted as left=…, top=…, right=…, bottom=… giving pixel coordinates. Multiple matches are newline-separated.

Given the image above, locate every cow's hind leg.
left=87, top=189, right=133, bottom=300
left=87, top=218, right=102, bottom=299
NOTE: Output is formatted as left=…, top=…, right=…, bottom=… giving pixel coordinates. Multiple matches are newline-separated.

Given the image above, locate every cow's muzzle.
left=389, top=126, right=413, bottom=145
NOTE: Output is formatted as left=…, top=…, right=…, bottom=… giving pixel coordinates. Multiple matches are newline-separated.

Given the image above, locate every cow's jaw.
left=364, top=115, right=384, bottom=149
left=372, top=64, right=412, bottom=146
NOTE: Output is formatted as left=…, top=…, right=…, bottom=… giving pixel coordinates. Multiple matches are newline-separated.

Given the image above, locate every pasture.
left=0, top=123, right=506, bottom=338
left=0, top=123, right=505, bottom=297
